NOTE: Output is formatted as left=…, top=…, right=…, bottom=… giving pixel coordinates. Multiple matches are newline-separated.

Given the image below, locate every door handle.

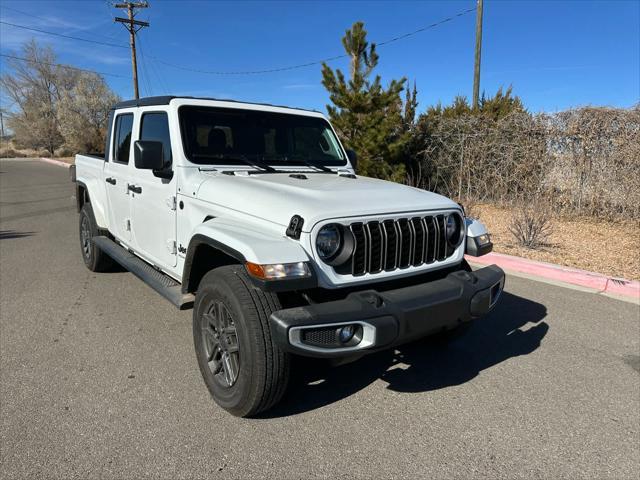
left=105, top=177, right=116, bottom=185
left=127, top=184, right=142, bottom=194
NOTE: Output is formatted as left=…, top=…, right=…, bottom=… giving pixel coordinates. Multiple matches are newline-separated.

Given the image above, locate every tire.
left=193, top=265, right=290, bottom=417
left=79, top=203, right=114, bottom=272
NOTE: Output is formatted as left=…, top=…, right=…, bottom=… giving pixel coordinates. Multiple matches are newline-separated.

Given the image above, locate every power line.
left=0, top=6, right=475, bottom=77
left=378, top=7, right=475, bottom=46
left=138, top=33, right=169, bottom=94
left=146, top=7, right=476, bottom=75
left=0, top=4, right=123, bottom=42
left=136, top=36, right=153, bottom=96
left=0, top=20, right=128, bottom=49
left=0, top=53, right=126, bottom=77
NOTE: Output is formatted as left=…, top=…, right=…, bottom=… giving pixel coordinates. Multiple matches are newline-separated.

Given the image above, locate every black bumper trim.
left=269, top=265, right=505, bottom=358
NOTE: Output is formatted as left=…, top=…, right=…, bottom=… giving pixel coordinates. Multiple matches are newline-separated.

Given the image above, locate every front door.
left=104, top=112, right=134, bottom=245
left=129, top=111, right=177, bottom=269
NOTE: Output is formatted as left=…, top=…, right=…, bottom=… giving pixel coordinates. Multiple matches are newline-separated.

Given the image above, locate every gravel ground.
left=474, top=204, right=640, bottom=281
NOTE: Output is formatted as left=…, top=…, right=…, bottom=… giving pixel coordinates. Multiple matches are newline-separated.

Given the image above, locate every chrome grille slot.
left=382, top=220, right=398, bottom=271
left=339, top=212, right=460, bottom=276
left=436, top=214, right=446, bottom=261
left=412, top=217, right=425, bottom=265
left=397, top=218, right=412, bottom=268
left=367, top=221, right=384, bottom=274
left=425, top=216, right=436, bottom=263
left=350, top=223, right=367, bottom=276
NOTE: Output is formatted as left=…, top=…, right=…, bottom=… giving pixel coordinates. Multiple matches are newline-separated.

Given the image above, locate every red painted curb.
left=466, top=252, right=640, bottom=300
left=40, top=157, right=71, bottom=168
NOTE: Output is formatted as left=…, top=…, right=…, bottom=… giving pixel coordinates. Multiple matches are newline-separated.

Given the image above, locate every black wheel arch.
left=76, top=181, right=89, bottom=212
left=181, top=234, right=318, bottom=294
left=182, top=234, right=246, bottom=294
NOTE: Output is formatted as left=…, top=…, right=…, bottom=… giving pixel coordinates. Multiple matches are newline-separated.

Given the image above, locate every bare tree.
left=0, top=41, right=71, bottom=155
left=1, top=40, right=120, bottom=156
left=57, top=73, right=120, bottom=153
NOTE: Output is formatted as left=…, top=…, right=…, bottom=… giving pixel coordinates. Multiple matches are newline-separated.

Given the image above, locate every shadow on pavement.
left=259, top=291, right=548, bottom=418
left=0, top=229, right=35, bottom=240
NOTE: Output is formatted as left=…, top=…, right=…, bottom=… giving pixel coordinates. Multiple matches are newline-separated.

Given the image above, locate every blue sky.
left=1, top=0, right=638, bottom=114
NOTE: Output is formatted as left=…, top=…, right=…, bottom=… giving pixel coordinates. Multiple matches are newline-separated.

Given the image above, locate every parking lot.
left=1, top=159, right=638, bottom=479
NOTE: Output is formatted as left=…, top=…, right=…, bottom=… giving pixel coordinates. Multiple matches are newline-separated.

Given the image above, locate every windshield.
left=179, top=106, right=347, bottom=167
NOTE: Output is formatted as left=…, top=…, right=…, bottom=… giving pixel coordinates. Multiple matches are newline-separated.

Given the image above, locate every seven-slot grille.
left=335, top=214, right=460, bottom=276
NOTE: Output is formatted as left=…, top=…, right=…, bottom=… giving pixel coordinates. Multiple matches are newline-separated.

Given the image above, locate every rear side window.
left=139, top=112, right=172, bottom=168
left=113, top=113, right=134, bottom=163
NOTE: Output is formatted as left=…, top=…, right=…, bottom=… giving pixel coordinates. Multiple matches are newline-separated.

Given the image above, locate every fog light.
left=338, top=325, right=356, bottom=343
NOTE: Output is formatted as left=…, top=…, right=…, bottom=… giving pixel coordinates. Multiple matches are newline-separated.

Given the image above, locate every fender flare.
left=75, top=179, right=109, bottom=229
left=182, top=220, right=317, bottom=293
left=75, top=180, right=88, bottom=212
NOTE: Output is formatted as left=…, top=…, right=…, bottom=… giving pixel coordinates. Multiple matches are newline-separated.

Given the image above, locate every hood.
left=195, top=171, right=459, bottom=231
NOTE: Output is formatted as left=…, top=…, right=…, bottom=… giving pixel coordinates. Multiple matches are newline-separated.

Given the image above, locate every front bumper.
left=269, top=265, right=505, bottom=357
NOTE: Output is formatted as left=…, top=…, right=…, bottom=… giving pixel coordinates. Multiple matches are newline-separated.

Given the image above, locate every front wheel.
left=193, top=265, right=290, bottom=417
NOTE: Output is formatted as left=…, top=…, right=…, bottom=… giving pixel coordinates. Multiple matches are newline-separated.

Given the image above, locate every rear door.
left=104, top=111, right=134, bottom=245
left=129, top=110, right=177, bottom=269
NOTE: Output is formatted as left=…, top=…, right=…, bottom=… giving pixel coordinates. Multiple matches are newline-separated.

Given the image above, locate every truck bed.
left=75, top=153, right=109, bottom=229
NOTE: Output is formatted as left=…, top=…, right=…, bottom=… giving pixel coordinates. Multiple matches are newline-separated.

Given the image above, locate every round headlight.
left=445, top=213, right=464, bottom=247
left=316, top=224, right=342, bottom=260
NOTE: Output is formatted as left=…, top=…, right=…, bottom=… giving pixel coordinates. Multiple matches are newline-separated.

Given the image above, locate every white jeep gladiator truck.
left=72, top=96, right=503, bottom=417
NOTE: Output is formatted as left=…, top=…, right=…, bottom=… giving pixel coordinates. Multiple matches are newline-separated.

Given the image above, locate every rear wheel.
left=79, top=203, right=114, bottom=272
left=193, top=265, right=290, bottom=417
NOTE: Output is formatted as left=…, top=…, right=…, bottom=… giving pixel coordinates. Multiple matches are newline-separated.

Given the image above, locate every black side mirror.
left=345, top=149, right=358, bottom=172
left=134, top=140, right=164, bottom=171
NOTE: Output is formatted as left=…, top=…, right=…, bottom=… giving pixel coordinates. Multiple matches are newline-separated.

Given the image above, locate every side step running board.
left=93, top=236, right=195, bottom=310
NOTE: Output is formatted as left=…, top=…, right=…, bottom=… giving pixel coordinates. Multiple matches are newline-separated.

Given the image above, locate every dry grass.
left=0, top=147, right=75, bottom=164
left=0, top=140, right=76, bottom=161
left=474, top=204, right=640, bottom=281
left=54, top=157, right=75, bottom=164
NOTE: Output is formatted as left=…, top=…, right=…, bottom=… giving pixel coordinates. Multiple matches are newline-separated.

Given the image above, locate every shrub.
left=409, top=104, right=640, bottom=220
left=509, top=204, right=553, bottom=249
left=0, top=148, right=26, bottom=158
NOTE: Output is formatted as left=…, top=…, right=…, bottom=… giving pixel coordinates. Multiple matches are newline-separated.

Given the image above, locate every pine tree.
left=479, top=85, right=525, bottom=120
left=321, top=22, right=408, bottom=181
left=403, top=81, right=418, bottom=130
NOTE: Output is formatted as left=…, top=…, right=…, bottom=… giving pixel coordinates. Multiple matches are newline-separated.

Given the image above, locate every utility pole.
left=114, top=2, right=149, bottom=99
left=472, top=0, right=484, bottom=110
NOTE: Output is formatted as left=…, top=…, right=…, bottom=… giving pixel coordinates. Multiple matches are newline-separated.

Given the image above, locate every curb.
left=40, top=157, right=71, bottom=168
left=466, top=252, right=640, bottom=300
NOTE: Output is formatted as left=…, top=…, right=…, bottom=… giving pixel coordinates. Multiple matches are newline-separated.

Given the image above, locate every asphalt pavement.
left=1, top=158, right=639, bottom=479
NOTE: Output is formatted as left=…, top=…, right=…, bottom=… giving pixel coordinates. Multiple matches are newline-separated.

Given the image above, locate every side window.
left=140, top=112, right=172, bottom=168
left=113, top=113, right=134, bottom=164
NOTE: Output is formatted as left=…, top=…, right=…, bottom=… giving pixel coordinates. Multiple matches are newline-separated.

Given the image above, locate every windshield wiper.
left=195, top=153, right=279, bottom=173
left=296, top=158, right=335, bottom=173
left=262, top=154, right=336, bottom=174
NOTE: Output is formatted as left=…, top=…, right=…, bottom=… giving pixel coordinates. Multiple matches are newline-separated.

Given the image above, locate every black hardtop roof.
left=113, top=96, right=320, bottom=113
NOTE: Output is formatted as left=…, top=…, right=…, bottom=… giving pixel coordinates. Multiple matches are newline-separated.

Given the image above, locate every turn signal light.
left=476, top=234, right=491, bottom=246
left=245, top=261, right=311, bottom=280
